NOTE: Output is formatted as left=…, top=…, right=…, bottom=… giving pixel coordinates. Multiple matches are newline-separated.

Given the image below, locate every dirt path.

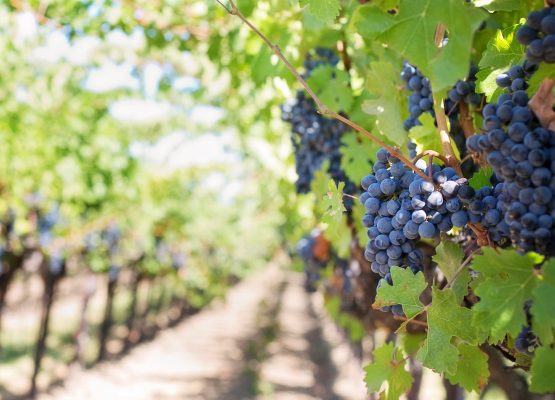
left=37, top=263, right=367, bottom=400
left=259, top=272, right=366, bottom=400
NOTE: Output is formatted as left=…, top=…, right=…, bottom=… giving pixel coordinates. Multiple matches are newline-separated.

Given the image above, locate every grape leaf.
left=319, top=179, right=350, bottom=257
left=530, top=346, right=555, bottom=393
left=379, top=0, right=487, bottom=92
left=409, top=114, right=461, bottom=160
left=476, top=25, right=524, bottom=100
left=364, top=343, right=413, bottom=400
left=324, top=216, right=351, bottom=258
left=311, top=161, right=331, bottom=198
left=349, top=5, right=395, bottom=40
left=321, top=179, right=346, bottom=228
left=351, top=200, right=368, bottom=249
left=307, top=65, right=353, bottom=113
left=478, top=25, right=524, bottom=69
left=400, top=333, right=427, bottom=355
left=445, top=343, right=489, bottom=392
left=472, top=0, right=522, bottom=11
left=476, top=67, right=506, bottom=102
left=531, top=260, right=555, bottom=345
left=341, top=132, right=376, bottom=185
left=374, top=266, right=427, bottom=318
left=468, top=167, right=493, bottom=190
left=432, top=241, right=469, bottom=303
left=417, top=287, right=486, bottom=374
left=362, top=60, right=408, bottom=146
left=299, top=0, right=341, bottom=25
left=472, top=248, right=542, bottom=343
left=527, top=63, right=555, bottom=97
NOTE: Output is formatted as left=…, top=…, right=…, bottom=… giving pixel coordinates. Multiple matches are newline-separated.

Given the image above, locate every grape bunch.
left=402, top=62, right=483, bottom=132
left=38, top=205, right=60, bottom=248
left=515, top=326, right=539, bottom=355
left=296, top=231, right=328, bottom=292
left=517, top=5, right=555, bottom=64
left=102, top=223, right=120, bottom=255
left=493, top=64, right=537, bottom=93
left=360, top=147, right=514, bottom=314
left=401, top=62, right=434, bottom=131
left=446, top=66, right=482, bottom=109
left=281, top=49, right=357, bottom=207
left=466, top=68, right=555, bottom=255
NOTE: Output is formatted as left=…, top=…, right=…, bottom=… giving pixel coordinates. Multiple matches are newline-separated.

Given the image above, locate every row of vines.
left=0, top=3, right=285, bottom=397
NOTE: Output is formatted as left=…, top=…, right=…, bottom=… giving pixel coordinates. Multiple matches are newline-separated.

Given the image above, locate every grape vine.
left=219, top=0, right=555, bottom=397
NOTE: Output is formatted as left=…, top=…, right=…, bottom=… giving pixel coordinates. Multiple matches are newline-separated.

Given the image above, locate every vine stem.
left=444, top=248, right=481, bottom=289
left=458, top=101, right=475, bottom=139
left=432, top=97, right=463, bottom=177
left=393, top=315, right=428, bottom=328
left=412, top=150, right=450, bottom=166
left=217, top=0, right=432, bottom=182
left=342, top=193, right=359, bottom=200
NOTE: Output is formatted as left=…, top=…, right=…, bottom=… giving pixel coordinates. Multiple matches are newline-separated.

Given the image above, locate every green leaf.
left=527, top=63, right=555, bottom=98
left=409, top=113, right=461, bottom=160
left=531, top=260, right=555, bottom=345
left=432, top=241, right=469, bottom=303
left=478, top=25, right=524, bottom=70
left=400, top=332, right=427, bottom=355
left=362, top=59, right=408, bottom=146
left=319, top=179, right=350, bottom=257
left=340, top=132, right=376, bottom=185
left=301, top=0, right=341, bottom=25
left=324, top=217, right=351, bottom=258
left=322, top=179, right=346, bottom=225
left=349, top=5, right=395, bottom=40
left=530, top=346, right=555, bottom=393
left=473, top=0, right=544, bottom=12
left=379, top=0, right=487, bottom=92
left=476, top=25, right=524, bottom=101
left=472, top=248, right=541, bottom=343
left=364, top=343, right=413, bottom=400
left=468, top=167, right=493, bottom=190
left=352, top=200, right=369, bottom=249
left=250, top=45, right=273, bottom=85
left=374, top=266, right=427, bottom=318
left=476, top=67, right=506, bottom=102
left=311, top=161, right=331, bottom=198
left=307, top=65, right=353, bottom=113
left=445, top=343, right=489, bottom=392
left=417, top=287, right=486, bottom=374
left=472, top=0, right=522, bottom=11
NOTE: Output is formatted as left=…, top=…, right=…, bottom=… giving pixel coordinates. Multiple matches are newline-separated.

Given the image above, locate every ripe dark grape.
left=281, top=49, right=357, bottom=207
left=515, top=326, right=538, bottom=355
left=517, top=5, right=555, bottom=65
left=466, top=67, right=555, bottom=255
left=296, top=232, right=329, bottom=292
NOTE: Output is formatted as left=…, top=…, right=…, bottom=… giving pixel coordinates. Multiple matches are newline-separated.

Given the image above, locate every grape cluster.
left=360, top=147, right=516, bottom=314
left=493, top=64, right=537, bottom=93
left=515, top=326, right=539, bottom=354
left=38, top=206, right=59, bottom=248
left=446, top=66, right=482, bottom=109
left=466, top=68, right=555, bottom=255
left=48, top=251, right=65, bottom=276
left=402, top=62, right=483, bottom=133
left=517, top=5, right=555, bottom=64
left=102, top=223, right=120, bottom=255
left=296, top=232, right=327, bottom=292
left=401, top=62, right=434, bottom=131
left=281, top=49, right=356, bottom=206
